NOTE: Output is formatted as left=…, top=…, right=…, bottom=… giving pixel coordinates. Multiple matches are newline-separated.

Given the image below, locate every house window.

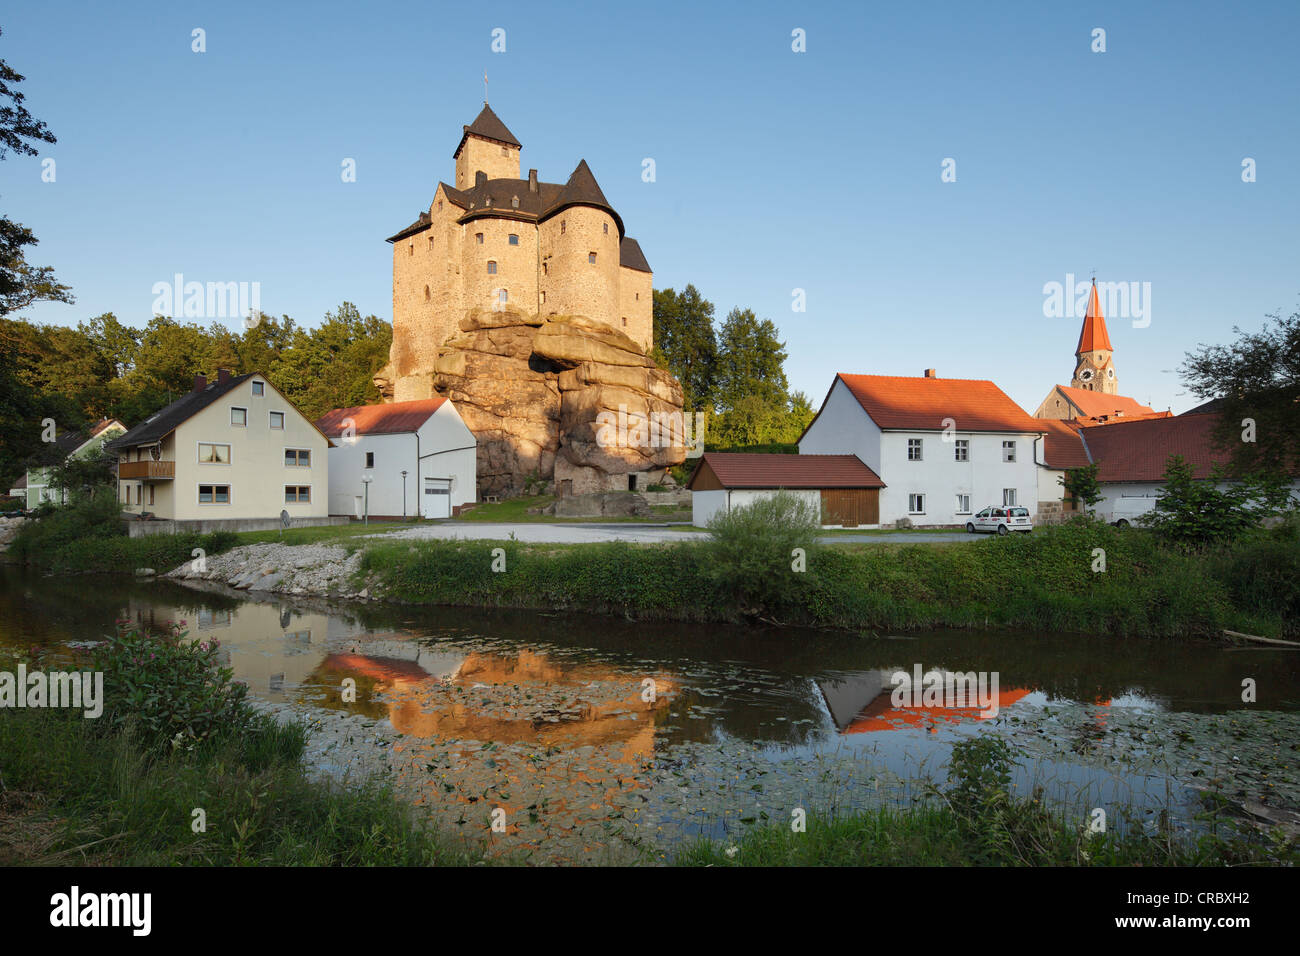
left=269, top=411, right=285, bottom=429
left=135, top=485, right=142, bottom=505
left=285, top=449, right=311, bottom=467
left=147, top=485, right=155, bottom=506
left=198, top=443, right=231, bottom=464
left=1003, top=488, right=1017, bottom=507
left=588, top=252, right=597, bottom=264
left=199, top=484, right=230, bottom=504
left=285, top=486, right=311, bottom=503
left=122, top=486, right=129, bottom=504
left=487, top=261, right=497, bottom=274
left=251, top=381, right=264, bottom=397
left=907, top=438, right=923, bottom=461
left=508, top=234, right=519, bottom=245
left=956, top=494, right=970, bottom=513
left=908, top=493, right=925, bottom=514
left=1002, top=440, right=1016, bottom=462
left=476, top=233, right=484, bottom=244
left=365, top=451, right=375, bottom=468
left=230, top=407, right=247, bottom=427
left=954, top=439, right=969, bottom=462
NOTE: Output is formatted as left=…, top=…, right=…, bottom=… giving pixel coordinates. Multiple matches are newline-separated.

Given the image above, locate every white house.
left=106, top=371, right=331, bottom=525
left=686, top=452, right=885, bottom=528
left=798, top=371, right=1047, bottom=528
left=315, top=399, right=476, bottom=519
left=24, top=418, right=126, bottom=507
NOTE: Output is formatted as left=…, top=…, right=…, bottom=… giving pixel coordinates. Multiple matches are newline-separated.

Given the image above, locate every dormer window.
left=487, top=261, right=497, bottom=274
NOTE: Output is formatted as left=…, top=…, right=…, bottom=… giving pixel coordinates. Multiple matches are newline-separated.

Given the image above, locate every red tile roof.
left=1082, top=413, right=1233, bottom=482
left=833, top=374, right=1043, bottom=433
left=1053, top=385, right=1159, bottom=422
left=687, top=453, right=885, bottom=490
left=1037, top=419, right=1091, bottom=469
left=1076, top=280, right=1114, bottom=353
left=315, top=399, right=447, bottom=438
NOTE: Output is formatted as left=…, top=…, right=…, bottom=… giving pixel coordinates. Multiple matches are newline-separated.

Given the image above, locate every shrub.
left=9, top=491, right=123, bottom=560
left=704, top=490, right=821, bottom=617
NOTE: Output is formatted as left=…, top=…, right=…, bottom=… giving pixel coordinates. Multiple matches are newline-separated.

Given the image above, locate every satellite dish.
left=150, top=446, right=161, bottom=461
left=280, top=509, right=291, bottom=529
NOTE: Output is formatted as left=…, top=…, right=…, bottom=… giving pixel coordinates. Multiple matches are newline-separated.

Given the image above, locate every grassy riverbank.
left=360, top=518, right=1299, bottom=638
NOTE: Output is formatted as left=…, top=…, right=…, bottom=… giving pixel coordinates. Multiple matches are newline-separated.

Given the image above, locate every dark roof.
left=1082, top=414, right=1235, bottom=482
left=687, top=453, right=885, bottom=490
left=106, top=375, right=254, bottom=449
left=619, top=237, right=651, bottom=273
left=389, top=159, right=627, bottom=242
left=316, top=399, right=448, bottom=438
left=53, top=428, right=89, bottom=455
left=453, top=104, right=521, bottom=157
left=1180, top=397, right=1226, bottom=416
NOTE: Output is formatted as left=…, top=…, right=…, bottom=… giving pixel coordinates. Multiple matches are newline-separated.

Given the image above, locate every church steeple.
left=1070, top=279, right=1118, bottom=393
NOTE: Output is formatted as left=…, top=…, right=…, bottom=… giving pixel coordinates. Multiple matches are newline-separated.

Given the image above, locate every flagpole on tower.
left=484, top=73, right=488, bottom=105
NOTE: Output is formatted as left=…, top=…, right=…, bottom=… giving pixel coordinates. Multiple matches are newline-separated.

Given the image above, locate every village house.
left=315, top=399, right=477, bottom=520
left=798, top=371, right=1047, bottom=527
left=20, top=417, right=126, bottom=508
left=105, top=370, right=333, bottom=531
left=686, top=452, right=885, bottom=528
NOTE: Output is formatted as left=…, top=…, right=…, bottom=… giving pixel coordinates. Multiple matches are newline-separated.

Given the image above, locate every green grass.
left=457, top=494, right=689, bottom=524
left=230, top=520, right=412, bottom=550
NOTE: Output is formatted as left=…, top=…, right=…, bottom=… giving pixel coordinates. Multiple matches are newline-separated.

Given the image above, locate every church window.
left=588, top=252, right=597, bottom=264
left=487, top=261, right=497, bottom=274
left=509, top=234, right=519, bottom=245
left=476, top=233, right=484, bottom=244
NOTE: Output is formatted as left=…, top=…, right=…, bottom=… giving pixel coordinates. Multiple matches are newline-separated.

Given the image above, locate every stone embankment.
left=164, top=541, right=375, bottom=599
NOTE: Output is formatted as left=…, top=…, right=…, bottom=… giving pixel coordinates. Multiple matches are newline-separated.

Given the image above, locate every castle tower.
left=453, top=104, right=521, bottom=190
left=1070, top=279, right=1117, bottom=393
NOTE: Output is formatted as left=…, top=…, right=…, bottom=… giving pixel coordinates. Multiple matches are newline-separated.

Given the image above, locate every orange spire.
left=1075, top=279, right=1113, bottom=354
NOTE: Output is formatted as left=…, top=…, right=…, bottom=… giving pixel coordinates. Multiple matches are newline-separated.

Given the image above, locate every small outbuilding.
left=686, top=452, right=885, bottom=528
left=316, top=399, right=476, bottom=520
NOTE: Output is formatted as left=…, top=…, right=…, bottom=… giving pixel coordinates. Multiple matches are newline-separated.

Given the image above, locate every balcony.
left=118, top=460, right=175, bottom=480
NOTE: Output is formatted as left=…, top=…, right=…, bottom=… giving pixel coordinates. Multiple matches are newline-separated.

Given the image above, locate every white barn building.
left=316, top=399, right=476, bottom=519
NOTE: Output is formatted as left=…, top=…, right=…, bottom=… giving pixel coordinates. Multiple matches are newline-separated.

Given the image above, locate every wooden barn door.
left=820, top=489, right=879, bottom=527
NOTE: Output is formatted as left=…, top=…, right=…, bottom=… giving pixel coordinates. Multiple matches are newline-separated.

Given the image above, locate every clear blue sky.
left=4, top=0, right=1297, bottom=415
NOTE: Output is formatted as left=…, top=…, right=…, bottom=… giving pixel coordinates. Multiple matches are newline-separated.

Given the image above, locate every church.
left=380, top=103, right=654, bottom=404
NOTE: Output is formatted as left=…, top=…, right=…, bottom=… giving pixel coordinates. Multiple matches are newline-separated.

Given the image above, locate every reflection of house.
left=106, top=370, right=332, bottom=528
left=23, top=418, right=126, bottom=507
left=687, top=452, right=885, bottom=528
left=815, top=673, right=1032, bottom=734
left=315, top=398, right=477, bottom=519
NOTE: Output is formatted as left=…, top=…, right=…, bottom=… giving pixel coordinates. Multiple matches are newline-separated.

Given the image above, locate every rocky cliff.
left=383, top=310, right=688, bottom=498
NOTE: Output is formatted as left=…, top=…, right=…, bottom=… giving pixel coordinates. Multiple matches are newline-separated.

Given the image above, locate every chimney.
left=924, top=369, right=937, bottom=378
left=193, top=374, right=207, bottom=392
left=475, top=170, right=487, bottom=186
left=528, top=168, right=538, bottom=193
left=217, top=368, right=231, bottom=384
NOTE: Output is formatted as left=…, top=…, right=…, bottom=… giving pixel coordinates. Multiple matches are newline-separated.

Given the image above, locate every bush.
left=704, top=490, right=822, bottom=617
left=8, top=491, right=123, bottom=560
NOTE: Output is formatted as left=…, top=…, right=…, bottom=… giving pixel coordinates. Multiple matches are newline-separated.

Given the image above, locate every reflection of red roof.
left=1076, top=281, right=1114, bottom=354
left=315, top=399, right=447, bottom=438
left=325, top=653, right=431, bottom=683
left=1054, top=386, right=1160, bottom=423
left=687, top=453, right=884, bottom=490
left=1082, top=413, right=1237, bottom=482
left=833, top=374, right=1042, bottom=433
left=844, top=688, right=1033, bottom=734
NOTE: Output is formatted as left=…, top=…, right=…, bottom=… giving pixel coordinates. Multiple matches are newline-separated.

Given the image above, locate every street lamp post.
left=401, top=470, right=408, bottom=521
left=361, top=476, right=373, bottom=526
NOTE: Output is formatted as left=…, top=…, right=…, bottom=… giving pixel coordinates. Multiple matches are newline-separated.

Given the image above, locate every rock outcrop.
left=426, top=309, right=688, bottom=498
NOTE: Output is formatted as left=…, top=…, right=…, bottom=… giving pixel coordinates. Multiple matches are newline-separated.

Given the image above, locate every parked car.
left=966, top=506, right=1033, bottom=535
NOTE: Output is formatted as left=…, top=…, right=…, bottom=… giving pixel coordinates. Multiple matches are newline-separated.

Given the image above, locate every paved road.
left=370, top=522, right=980, bottom=545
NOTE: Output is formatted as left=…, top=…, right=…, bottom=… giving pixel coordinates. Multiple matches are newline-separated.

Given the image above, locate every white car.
left=966, top=506, right=1033, bottom=535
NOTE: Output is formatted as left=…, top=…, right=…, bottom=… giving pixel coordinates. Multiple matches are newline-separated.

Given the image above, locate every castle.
left=381, top=103, right=654, bottom=404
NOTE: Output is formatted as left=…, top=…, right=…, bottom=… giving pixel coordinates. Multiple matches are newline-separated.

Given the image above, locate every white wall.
left=798, top=378, right=881, bottom=471
left=1094, top=478, right=1300, bottom=524
left=878, top=430, right=1040, bottom=526
left=692, top=488, right=821, bottom=528
left=325, top=402, right=476, bottom=518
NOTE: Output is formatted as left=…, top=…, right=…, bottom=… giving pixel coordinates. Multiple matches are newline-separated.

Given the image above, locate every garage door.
left=820, top=489, right=879, bottom=527
left=422, top=478, right=451, bottom=519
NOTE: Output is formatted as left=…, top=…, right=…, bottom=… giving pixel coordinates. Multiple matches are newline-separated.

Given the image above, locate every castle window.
left=542, top=262, right=548, bottom=276
left=540, top=291, right=546, bottom=304
left=408, top=243, right=413, bottom=256
left=487, top=261, right=497, bottom=274
left=498, top=289, right=508, bottom=305
left=635, top=293, right=639, bottom=301
left=424, top=285, right=430, bottom=301
left=476, top=233, right=484, bottom=244
left=509, top=234, right=518, bottom=245
left=428, top=236, right=434, bottom=249
left=437, top=201, right=442, bottom=211
left=603, top=223, right=608, bottom=234
left=561, top=221, right=566, bottom=234
left=588, top=252, right=597, bottom=264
